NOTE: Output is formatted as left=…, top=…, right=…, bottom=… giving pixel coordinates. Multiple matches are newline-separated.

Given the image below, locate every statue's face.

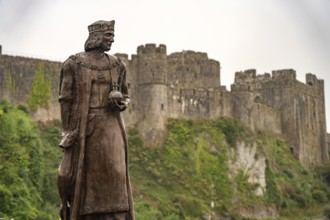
left=101, top=30, right=115, bottom=51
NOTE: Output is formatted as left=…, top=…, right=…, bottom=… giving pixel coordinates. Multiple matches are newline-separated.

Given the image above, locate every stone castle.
left=0, top=44, right=328, bottom=167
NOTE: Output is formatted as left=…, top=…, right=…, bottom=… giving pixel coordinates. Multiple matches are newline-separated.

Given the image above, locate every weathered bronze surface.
left=57, top=20, right=134, bottom=220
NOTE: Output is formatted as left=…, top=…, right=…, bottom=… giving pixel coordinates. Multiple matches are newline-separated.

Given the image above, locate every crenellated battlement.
left=114, top=53, right=129, bottom=60
left=272, top=69, right=296, bottom=81
left=137, top=43, right=167, bottom=55
left=166, top=50, right=220, bottom=89
left=306, top=73, right=324, bottom=88
left=234, top=69, right=257, bottom=84
left=168, top=50, right=209, bottom=65
left=233, top=68, right=322, bottom=90
left=234, top=68, right=298, bottom=85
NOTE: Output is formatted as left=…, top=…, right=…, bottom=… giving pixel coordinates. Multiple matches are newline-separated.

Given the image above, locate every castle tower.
left=135, top=44, right=168, bottom=146
left=230, top=68, right=328, bottom=167
left=270, top=70, right=328, bottom=166
left=305, top=73, right=328, bottom=162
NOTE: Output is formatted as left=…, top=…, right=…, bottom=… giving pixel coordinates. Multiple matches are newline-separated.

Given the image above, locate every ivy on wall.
left=28, top=63, right=51, bottom=112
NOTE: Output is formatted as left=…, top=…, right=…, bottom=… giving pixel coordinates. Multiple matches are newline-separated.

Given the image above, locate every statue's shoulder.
left=72, top=52, right=88, bottom=62
left=106, top=53, right=126, bottom=68
left=61, top=52, right=87, bottom=73
left=63, top=52, right=85, bottom=65
left=106, top=53, right=118, bottom=61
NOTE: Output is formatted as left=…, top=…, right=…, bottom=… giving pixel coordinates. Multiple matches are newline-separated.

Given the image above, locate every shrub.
left=312, top=189, right=328, bottom=203
left=324, top=207, right=330, bottom=218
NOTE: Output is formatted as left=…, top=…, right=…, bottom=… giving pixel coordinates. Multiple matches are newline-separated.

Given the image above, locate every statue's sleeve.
left=120, top=60, right=129, bottom=100
left=59, top=58, right=75, bottom=132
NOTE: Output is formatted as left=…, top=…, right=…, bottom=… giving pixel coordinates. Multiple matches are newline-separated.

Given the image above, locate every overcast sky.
left=0, top=0, right=330, bottom=131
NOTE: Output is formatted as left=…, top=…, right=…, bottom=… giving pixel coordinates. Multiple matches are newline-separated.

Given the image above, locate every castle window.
left=307, top=81, right=313, bottom=86
left=161, top=104, right=164, bottom=110
left=254, top=96, right=261, bottom=103
left=127, top=83, right=131, bottom=89
left=290, top=146, right=294, bottom=155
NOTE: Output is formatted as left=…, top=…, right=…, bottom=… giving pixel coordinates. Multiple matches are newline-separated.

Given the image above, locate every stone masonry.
left=0, top=43, right=328, bottom=167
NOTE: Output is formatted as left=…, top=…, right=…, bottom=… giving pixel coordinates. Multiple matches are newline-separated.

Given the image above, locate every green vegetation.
left=3, top=70, right=15, bottom=94
left=257, top=133, right=330, bottom=219
left=0, top=99, right=61, bottom=219
left=129, top=118, right=330, bottom=219
left=28, top=63, right=51, bottom=111
left=1, top=101, right=330, bottom=219
left=129, top=118, right=233, bottom=219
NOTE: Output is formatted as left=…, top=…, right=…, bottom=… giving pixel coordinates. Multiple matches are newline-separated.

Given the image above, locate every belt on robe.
left=89, top=105, right=107, bottom=114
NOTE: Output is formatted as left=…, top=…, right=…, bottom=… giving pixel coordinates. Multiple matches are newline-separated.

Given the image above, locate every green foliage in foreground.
left=1, top=100, right=330, bottom=219
left=0, top=99, right=62, bottom=219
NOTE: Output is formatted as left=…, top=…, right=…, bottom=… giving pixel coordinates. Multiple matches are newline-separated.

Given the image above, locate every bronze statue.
left=57, top=20, right=134, bottom=220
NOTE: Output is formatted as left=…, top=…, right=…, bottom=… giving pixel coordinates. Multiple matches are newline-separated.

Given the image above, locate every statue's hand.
left=117, top=99, right=128, bottom=112
left=59, top=131, right=77, bottom=148
left=108, top=99, right=128, bottom=112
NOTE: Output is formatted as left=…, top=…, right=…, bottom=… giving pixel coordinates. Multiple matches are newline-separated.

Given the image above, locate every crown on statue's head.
left=88, top=20, right=115, bottom=33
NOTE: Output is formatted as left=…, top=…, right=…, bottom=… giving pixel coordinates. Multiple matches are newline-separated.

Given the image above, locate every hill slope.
left=0, top=100, right=330, bottom=219
left=129, top=118, right=330, bottom=219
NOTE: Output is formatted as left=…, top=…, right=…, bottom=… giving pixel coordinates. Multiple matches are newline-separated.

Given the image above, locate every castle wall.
left=115, top=53, right=139, bottom=127
left=0, top=44, right=328, bottom=167
left=168, top=87, right=214, bottom=119
left=290, top=74, right=327, bottom=165
left=0, top=55, right=61, bottom=121
left=167, top=51, right=220, bottom=89
left=231, top=69, right=328, bottom=166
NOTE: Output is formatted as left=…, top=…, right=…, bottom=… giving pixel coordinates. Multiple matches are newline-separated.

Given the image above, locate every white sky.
left=0, top=0, right=330, bottom=132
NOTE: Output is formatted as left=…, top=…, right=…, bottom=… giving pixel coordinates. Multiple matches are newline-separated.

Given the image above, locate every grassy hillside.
left=1, top=99, right=330, bottom=219
left=129, top=118, right=330, bottom=219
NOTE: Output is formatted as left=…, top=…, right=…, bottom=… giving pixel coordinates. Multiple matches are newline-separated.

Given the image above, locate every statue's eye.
left=104, top=32, right=113, bottom=37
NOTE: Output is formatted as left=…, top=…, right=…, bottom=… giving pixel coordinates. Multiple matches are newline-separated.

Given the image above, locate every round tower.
left=136, top=44, right=168, bottom=146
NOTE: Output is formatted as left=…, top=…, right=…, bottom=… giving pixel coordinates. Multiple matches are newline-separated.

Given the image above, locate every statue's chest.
left=78, top=59, right=120, bottom=85
left=90, top=69, right=111, bottom=84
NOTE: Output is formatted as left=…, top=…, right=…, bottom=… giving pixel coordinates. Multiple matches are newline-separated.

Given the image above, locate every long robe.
left=57, top=52, right=134, bottom=220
